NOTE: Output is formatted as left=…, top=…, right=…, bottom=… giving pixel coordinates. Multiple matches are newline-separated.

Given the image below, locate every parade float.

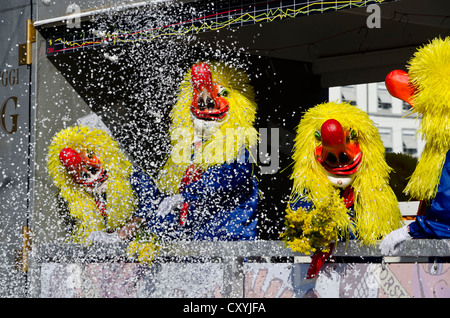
left=1, top=0, right=449, bottom=298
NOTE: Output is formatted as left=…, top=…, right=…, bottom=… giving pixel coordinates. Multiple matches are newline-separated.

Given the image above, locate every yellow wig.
left=285, top=101, right=402, bottom=249
left=155, top=61, right=258, bottom=195
left=403, top=37, right=450, bottom=201
left=47, top=125, right=137, bottom=242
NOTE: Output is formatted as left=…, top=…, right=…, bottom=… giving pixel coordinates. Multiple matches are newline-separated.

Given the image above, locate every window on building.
left=377, top=83, right=394, bottom=113
left=341, top=86, right=356, bottom=106
left=402, top=129, right=417, bottom=156
left=378, top=94, right=392, bottom=112
left=378, top=127, right=393, bottom=153
left=403, top=101, right=413, bottom=112
left=378, top=98, right=391, bottom=110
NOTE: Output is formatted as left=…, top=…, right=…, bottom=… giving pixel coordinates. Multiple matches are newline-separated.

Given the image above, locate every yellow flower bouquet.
left=281, top=189, right=353, bottom=255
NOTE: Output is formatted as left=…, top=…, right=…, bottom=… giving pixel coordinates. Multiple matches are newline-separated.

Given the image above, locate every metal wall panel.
left=0, top=0, right=33, bottom=297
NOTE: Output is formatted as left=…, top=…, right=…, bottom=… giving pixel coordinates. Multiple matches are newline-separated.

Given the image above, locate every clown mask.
left=59, top=147, right=108, bottom=193
left=315, top=119, right=362, bottom=188
left=190, top=62, right=230, bottom=142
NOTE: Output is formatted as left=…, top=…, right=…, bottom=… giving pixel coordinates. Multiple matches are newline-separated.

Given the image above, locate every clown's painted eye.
left=219, top=88, right=229, bottom=97
left=349, top=130, right=357, bottom=141
left=87, top=166, right=99, bottom=175
left=314, top=130, right=321, bottom=141
left=81, top=171, right=90, bottom=179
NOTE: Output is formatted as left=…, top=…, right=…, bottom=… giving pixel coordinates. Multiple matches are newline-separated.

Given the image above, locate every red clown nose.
left=385, top=69, right=415, bottom=107
left=321, top=119, right=344, bottom=146
left=191, top=62, right=212, bottom=90
left=59, top=147, right=83, bottom=170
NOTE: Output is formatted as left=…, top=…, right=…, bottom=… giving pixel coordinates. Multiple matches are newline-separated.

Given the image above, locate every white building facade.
left=329, top=83, right=425, bottom=158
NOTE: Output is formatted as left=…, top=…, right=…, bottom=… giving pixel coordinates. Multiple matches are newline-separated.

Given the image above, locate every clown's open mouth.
left=318, top=152, right=362, bottom=176
left=190, top=105, right=229, bottom=121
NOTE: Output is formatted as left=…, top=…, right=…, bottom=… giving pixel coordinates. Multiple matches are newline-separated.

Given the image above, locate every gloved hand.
left=87, top=230, right=121, bottom=244
left=380, top=225, right=412, bottom=255
left=156, top=194, right=184, bottom=217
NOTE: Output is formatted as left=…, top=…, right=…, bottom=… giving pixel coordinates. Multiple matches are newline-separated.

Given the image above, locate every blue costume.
left=409, top=151, right=450, bottom=239
left=130, top=149, right=258, bottom=241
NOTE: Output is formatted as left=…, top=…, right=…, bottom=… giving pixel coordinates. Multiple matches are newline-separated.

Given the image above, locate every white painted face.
left=86, top=177, right=108, bottom=194
left=325, top=170, right=356, bottom=188
left=191, top=113, right=228, bottom=144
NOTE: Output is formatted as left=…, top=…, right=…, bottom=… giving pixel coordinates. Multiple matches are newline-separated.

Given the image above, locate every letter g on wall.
left=1, top=96, right=18, bottom=134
